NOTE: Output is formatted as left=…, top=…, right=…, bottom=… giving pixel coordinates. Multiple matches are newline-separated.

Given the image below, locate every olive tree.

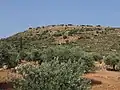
left=12, top=59, right=91, bottom=90
left=41, top=45, right=95, bottom=73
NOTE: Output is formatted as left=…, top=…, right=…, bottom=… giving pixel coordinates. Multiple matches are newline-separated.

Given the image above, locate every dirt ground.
left=0, top=70, right=12, bottom=90
left=84, top=61, right=120, bottom=90
left=84, top=70, right=120, bottom=90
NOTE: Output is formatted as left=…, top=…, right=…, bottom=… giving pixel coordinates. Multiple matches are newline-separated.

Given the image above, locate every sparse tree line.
left=28, top=24, right=104, bottom=31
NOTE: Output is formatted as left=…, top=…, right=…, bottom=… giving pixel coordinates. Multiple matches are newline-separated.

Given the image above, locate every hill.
left=0, top=24, right=120, bottom=55
left=1, top=24, right=120, bottom=90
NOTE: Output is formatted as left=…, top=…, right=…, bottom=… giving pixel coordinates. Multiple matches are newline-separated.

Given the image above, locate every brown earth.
left=0, top=70, right=12, bottom=90
left=0, top=69, right=22, bottom=90
left=84, top=68, right=120, bottom=90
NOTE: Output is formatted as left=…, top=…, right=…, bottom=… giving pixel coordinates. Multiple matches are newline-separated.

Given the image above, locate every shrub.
left=53, top=32, right=62, bottom=37
left=63, top=35, right=67, bottom=39
left=92, top=53, right=103, bottom=62
left=53, top=31, right=65, bottom=37
left=16, top=51, right=27, bottom=61
left=0, top=48, right=10, bottom=67
left=68, top=29, right=78, bottom=36
left=42, top=26, right=45, bottom=28
left=41, top=46, right=95, bottom=73
left=86, top=25, right=93, bottom=27
left=29, top=49, right=41, bottom=61
left=36, top=27, right=41, bottom=30
left=28, top=27, right=32, bottom=29
left=104, top=53, right=120, bottom=70
left=0, top=48, right=18, bottom=68
left=59, top=24, right=64, bottom=26
left=68, top=24, right=73, bottom=26
left=51, top=25, right=56, bottom=27
left=8, top=52, right=18, bottom=68
left=65, top=40, right=69, bottom=43
left=96, top=31, right=99, bottom=34
left=80, top=53, right=95, bottom=73
left=12, top=59, right=91, bottom=90
left=116, top=62, right=120, bottom=71
left=24, top=53, right=32, bottom=61
left=24, top=50, right=43, bottom=64
left=81, top=25, right=85, bottom=26
left=96, top=25, right=101, bottom=27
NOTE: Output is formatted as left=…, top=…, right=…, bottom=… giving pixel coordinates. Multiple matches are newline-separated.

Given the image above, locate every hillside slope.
left=0, top=24, right=120, bottom=55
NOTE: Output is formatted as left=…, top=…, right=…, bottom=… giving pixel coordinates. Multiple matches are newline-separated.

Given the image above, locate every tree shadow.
left=84, top=77, right=102, bottom=86
left=0, top=82, right=12, bottom=90
left=90, top=79, right=102, bottom=85
left=106, top=68, right=119, bottom=72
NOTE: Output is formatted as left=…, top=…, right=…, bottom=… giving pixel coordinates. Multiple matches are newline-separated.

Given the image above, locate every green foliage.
left=1, top=25, right=119, bottom=55
left=68, top=29, right=79, bottom=36
left=12, top=59, right=91, bottom=90
left=23, top=50, right=43, bottom=65
left=20, top=37, right=23, bottom=51
left=41, top=45, right=95, bottom=73
left=104, top=53, right=120, bottom=70
left=0, top=47, right=18, bottom=68
left=80, top=53, right=95, bottom=73
left=8, top=52, right=18, bottom=68
left=2, top=25, right=118, bottom=90
left=53, top=31, right=63, bottom=37
left=116, top=62, right=120, bottom=71
left=16, top=51, right=27, bottom=61
left=28, top=49, right=41, bottom=61
left=0, top=48, right=10, bottom=67
left=92, top=53, right=103, bottom=62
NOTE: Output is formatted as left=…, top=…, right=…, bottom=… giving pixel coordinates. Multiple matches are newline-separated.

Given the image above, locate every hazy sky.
left=0, top=0, right=120, bottom=37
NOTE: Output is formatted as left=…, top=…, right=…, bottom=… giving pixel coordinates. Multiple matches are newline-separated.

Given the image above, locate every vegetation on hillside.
left=0, top=24, right=120, bottom=89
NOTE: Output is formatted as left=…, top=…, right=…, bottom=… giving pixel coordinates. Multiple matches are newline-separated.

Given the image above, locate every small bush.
left=36, top=27, right=41, bottom=30
left=116, top=61, right=120, bottom=71
left=104, top=53, right=120, bottom=70
left=68, top=24, right=73, bottom=26
left=63, top=35, right=67, bottom=39
left=0, top=49, right=10, bottom=67
left=92, top=53, right=103, bottom=62
left=28, top=27, right=32, bottom=29
left=65, top=40, right=69, bottom=43
left=68, top=29, right=79, bottom=36
left=16, top=51, right=27, bottom=61
left=8, top=52, right=18, bottom=68
left=24, top=50, right=42, bottom=64
left=53, top=31, right=63, bottom=37
left=0, top=48, right=18, bottom=68
left=42, top=26, right=45, bottom=28
left=59, top=24, right=64, bottom=26
left=29, top=49, right=41, bottom=61
left=96, top=25, right=101, bottom=27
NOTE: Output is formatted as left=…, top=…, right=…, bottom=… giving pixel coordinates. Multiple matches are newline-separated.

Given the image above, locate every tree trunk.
left=113, top=65, right=116, bottom=70
left=20, top=37, right=23, bottom=51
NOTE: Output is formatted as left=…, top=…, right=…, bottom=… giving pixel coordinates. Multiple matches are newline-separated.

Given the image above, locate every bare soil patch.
left=84, top=70, right=120, bottom=90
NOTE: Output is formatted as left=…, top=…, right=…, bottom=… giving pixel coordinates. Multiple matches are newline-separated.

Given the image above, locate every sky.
left=0, top=0, right=120, bottom=38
